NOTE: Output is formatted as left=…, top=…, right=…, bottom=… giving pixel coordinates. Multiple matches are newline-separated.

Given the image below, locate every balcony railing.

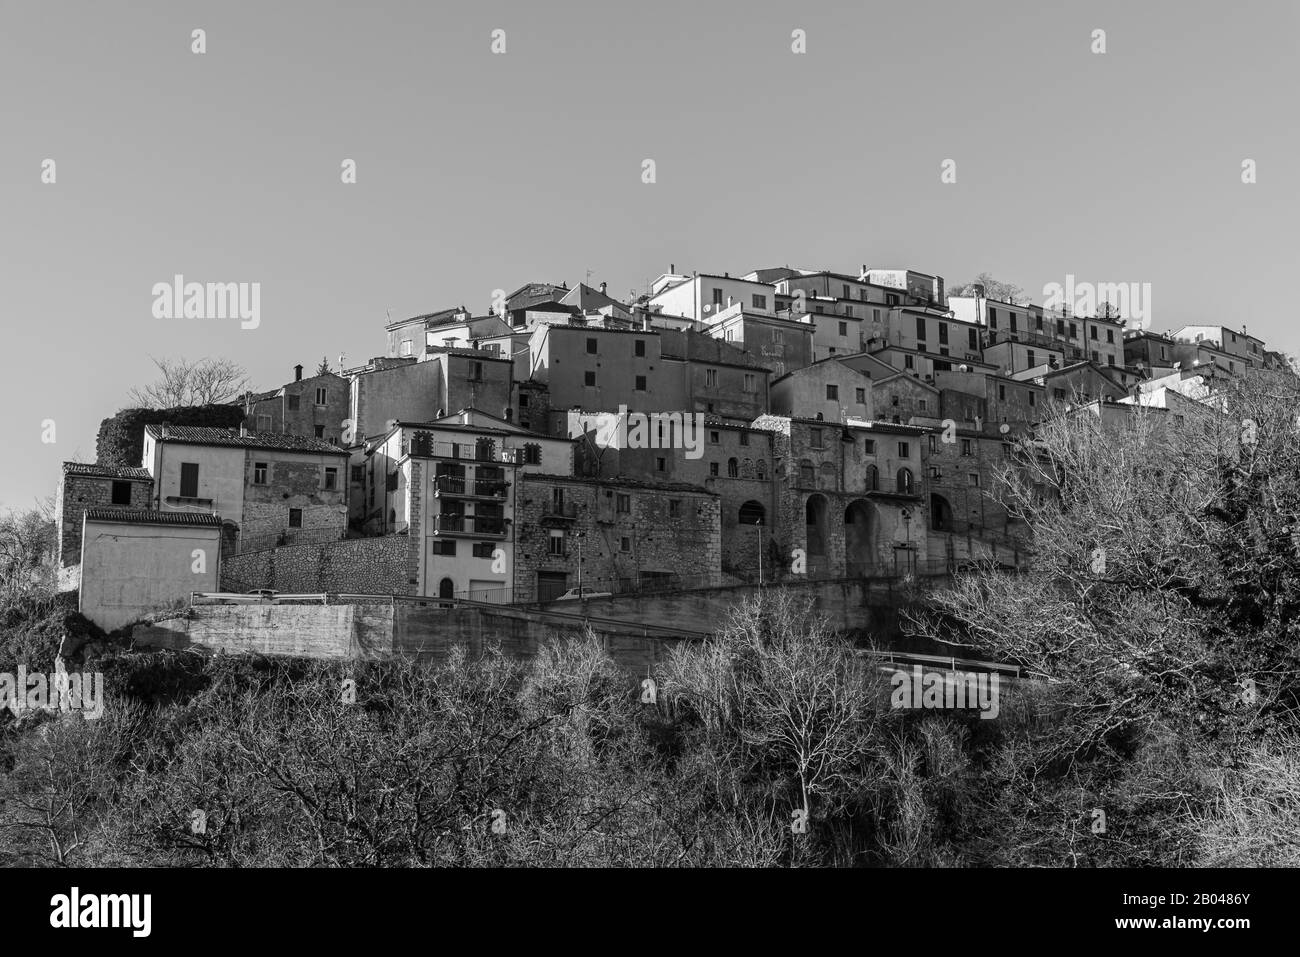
left=433, top=475, right=509, bottom=498
left=433, top=514, right=506, bottom=536
left=541, top=502, right=579, bottom=520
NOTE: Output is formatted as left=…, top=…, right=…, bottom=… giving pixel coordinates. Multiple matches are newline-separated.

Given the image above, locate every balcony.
left=540, top=501, right=579, bottom=524
left=433, top=475, right=509, bottom=499
left=433, top=514, right=506, bottom=537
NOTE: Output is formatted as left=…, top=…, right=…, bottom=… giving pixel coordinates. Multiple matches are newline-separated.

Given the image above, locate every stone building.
left=242, top=366, right=350, bottom=443
left=512, top=474, right=721, bottom=602
left=755, top=415, right=929, bottom=578
left=55, top=462, right=154, bottom=587
left=564, top=412, right=778, bottom=579
left=142, top=425, right=350, bottom=556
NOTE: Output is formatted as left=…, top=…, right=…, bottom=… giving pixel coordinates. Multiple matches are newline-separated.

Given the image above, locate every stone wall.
left=56, top=472, right=153, bottom=569
left=220, top=535, right=412, bottom=594
left=512, top=474, right=721, bottom=601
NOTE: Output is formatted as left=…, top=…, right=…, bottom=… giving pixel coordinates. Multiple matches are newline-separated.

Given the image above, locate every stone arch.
left=739, top=500, right=766, bottom=526
left=805, top=493, right=829, bottom=557
left=438, top=577, right=455, bottom=600
left=930, top=493, right=953, bottom=532
left=896, top=467, right=914, bottom=495
left=844, top=499, right=878, bottom=575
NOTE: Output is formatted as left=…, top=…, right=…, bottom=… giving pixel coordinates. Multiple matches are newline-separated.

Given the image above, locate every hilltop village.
left=54, top=265, right=1284, bottom=631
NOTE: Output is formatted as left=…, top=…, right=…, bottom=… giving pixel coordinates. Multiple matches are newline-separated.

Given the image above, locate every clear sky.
left=2, top=0, right=1296, bottom=509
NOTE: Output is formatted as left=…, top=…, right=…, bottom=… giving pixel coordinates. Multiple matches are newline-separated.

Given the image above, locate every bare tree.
left=946, top=273, right=1028, bottom=305
left=126, top=356, right=250, bottom=409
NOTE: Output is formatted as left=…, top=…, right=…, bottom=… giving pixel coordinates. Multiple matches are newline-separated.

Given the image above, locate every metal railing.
left=433, top=475, right=509, bottom=498
left=433, top=514, right=506, bottom=536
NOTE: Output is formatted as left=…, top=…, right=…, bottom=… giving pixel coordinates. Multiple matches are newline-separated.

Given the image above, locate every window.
left=616, top=493, right=631, bottom=514
left=315, top=387, right=328, bottom=406
left=1091, top=351, right=1099, bottom=363
left=655, top=456, right=666, bottom=472
left=1106, top=330, right=1115, bottom=344
left=752, top=294, right=767, bottom=310
left=584, top=371, right=596, bottom=387
left=314, top=425, right=325, bottom=438
left=523, top=443, right=542, bottom=465
left=919, top=399, right=928, bottom=412
left=927, top=435, right=937, bottom=453
left=969, top=473, right=981, bottom=487
left=712, top=288, right=724, bottom=306
left=891, top=395, right=900, bottom=407
left=969, top=329, right=978, bottom=350
left=1090, top=326, right=1098, bottom=341
left=810, top=428, right=823, bottom=448
left=548, top=531, right=565, bottom=556
left=586, top=338, right=598, bottom=354
left=1056, top=318, right=1066, bottom=336
left=255, top=414, right=272, bottom=431
left=896, top=468, right=914, bottom=494
left=826, top=384, right=839, bottom=401
left=864, top=439, right=876, bottom=454
left=1029, top=392, right=1036, bottom=405
left=1027, top=349, right=1036, bottom=368
left=961, top=439, right=972, bottom=456
left=709, top=462, right=720, bottom=477
left=288, top=508, right=303, bottom=528
left=518, top=394, right=530, bottom=409
left=620, top=537, right=631, bottom=553
left=798, top=460, right=814, bottom=486
left=739, top=432, right=750, bottom=446
left=1009, top=313, right=1018, bottom=333
left=866, top=465, right=879, bottom=490
left=433, top=539, right=457, bottom=556
left=705, top=368, right=718, bottom=387
left=898, top=441, right=910, bottom=458
left=669, top=499, right=682, bottom=517
left=324, top=467, right=338, bottom=491
left=401, top=339, right=412, bottom=356
left=989, top=308, right=997, bottom=330
left=472, top=542, right=495, bottom=558
left=916, top=316, right=927, bottom=341
left=852, top=387, right=865, bottom=405
left=287, top=395, right=301, bottom=412
left=743, top=373, right=757, bottom=393
left=180, top=462, right=199, bottom=498
left=727, top=458, right=739, bottom=478
left=904, top=355, right=914, bottom=370
left=1107, top=355, right=1115, bottom=367
left=470, top=361, right=483, bottom=381
left=351, top=465, right=364, bottom=483
left=635, top=375, right=647, bottom=391
left=1069, top=322, right=1078, bottom=339
left=634, top=339, right=646, bottom=357
left=839, top=321, right=848, bottom=337
left=709, top=430, right=721, bottom=445
left=110, top=480, right=132, bottom=505
left=253, top=462, right=268, bottom=485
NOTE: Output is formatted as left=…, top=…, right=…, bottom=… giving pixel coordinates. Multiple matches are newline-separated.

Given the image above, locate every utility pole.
left=756, top=519, right=763, bottom=586
left=576, top=532, right=585, bottom=594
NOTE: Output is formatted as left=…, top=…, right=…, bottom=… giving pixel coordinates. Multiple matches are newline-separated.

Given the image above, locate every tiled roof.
left=144, top=426, right=348, bottom=455
left=62, top=462, right=152, bottom=480
left=84, top=507, right=224, bottom=527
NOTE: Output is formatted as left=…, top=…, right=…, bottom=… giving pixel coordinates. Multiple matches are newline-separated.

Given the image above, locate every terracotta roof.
left=84, top=507, right=223, bottom=527
left=62, top=462, right=152, bottom=480
left=144, top=426, right=348, bottom=456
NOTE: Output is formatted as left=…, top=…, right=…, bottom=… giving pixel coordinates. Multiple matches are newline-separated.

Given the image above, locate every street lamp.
left=755, top=518, right=764, bottom=586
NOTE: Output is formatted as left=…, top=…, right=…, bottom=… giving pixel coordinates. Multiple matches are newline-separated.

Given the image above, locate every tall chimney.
left=294, top=364, right=303, bottom=382
left=670, top=263, right=675, bottom=274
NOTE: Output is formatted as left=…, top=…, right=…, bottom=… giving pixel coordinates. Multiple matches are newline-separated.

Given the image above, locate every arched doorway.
left=844, top=499, right=876, bottom=576
left=805, top=494, right=829, bottom=572
left=438, top=577, right=455, bottom=600
left=739, top=501, right=766, bottom=526
left=930, top=493, right=953, bottom=532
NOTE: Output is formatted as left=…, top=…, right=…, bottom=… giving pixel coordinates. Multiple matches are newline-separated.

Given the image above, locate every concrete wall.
left=80, top=519, right=221, bottom=631
left=220, top=534, right=412, bottom=594
left=131, top=578, right=928, bottom=670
